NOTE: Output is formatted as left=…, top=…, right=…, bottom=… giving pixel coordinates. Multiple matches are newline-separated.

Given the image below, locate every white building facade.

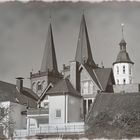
left=113, top=38, right=134, bottom=85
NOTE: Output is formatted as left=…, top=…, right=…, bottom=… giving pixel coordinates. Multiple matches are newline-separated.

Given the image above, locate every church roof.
left=94, top=68, right=114, bottom=91
left=83, top=64, right=114, bottom=92
left=75, top=14, right=97, bottom=68
left=0, top=81, right=38, bottom=108
left=47, top=79, right=81, bottom=97
left=40, top=23, right=58, bottom=73
left=113, top=38, right=134, bottom=65
left=86, top=93, right=140, bottom=124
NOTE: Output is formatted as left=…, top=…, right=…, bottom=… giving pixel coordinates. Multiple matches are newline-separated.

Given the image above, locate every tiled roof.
left=40, top=23, right=58, bottom=73
left=83, top=64, right=114, bottom=92
left=0, top=81, right=38, bottom=108
left=47, top=79, right=81, bottom=97
left=94, top=68, right=114, bottom=91
left=75, top=14, right=97, bottom=68
left=86, top=93, right=140, bottom=123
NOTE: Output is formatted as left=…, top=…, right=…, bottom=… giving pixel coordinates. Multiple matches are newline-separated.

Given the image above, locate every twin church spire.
left=40, top=23, right=58, bottom=73
left=41, top=14, right=96, bottom=73
left=75, top=14, right=97, bottom=68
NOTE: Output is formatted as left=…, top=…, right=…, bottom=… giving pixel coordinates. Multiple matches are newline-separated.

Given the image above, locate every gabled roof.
left=113, top=38, right=134, bottom=65
left=40, top=23, right=58, bottom=73
left=38, top=82, right=54, bottom=103
left=81, top=64, right=102, bottom=90
left=0, top=81, right=38, bottom=108
left=94, top=68, right=114, bottom=91
left=81, top=64, right=114, bottom=92
left=86, top=93, right=140, bottom=124
left=47, top=79, right=81, bottom=97
left=75, top=14, right=97, bottom=68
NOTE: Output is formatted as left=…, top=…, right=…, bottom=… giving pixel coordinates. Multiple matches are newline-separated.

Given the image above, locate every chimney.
left=16, top=77, right=24, bottom=92
left=70, top=61, right=80, bottom=91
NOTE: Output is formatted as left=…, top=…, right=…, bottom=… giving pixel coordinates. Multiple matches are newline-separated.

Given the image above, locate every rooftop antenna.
left=121, top=23, right=124, bottom=39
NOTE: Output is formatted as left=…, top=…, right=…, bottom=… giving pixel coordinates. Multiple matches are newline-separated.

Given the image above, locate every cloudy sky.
left=0, top=0, right=140, bottom=87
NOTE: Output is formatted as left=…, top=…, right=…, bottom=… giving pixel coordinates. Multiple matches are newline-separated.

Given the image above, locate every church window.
left=117, top=66, right=119, bottom=74
left=123, top=79, right=126, bottom=84
left=32, top=82, right=36, bottom=92
left=123, top=66, right=125, bottom=74
left=56, top=109, right=61, bottom=118
left=37, top=82, right=42, bottom=91
left=38, top=84, right=42, bottom=90
left=41, top=80, right=45, bottom=91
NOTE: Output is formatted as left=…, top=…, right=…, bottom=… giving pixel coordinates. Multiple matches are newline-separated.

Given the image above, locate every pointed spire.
left=119, top=23, right=126, bottom=51
left=40, top=23, right=58, bottom=73
left=75, top=14, right=97, bottom=68
left=113, top=23, right=134, bottom=65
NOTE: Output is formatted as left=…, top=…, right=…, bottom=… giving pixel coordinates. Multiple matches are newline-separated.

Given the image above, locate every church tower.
left=75, top=14, right=97, bottom=68
left=113, top=24, right=134, bottom=85
left=30, top=23, right=62, bottom=97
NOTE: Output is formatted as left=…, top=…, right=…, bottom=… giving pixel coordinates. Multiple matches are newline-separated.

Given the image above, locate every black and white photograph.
left=0, top=0, right=140, bottom=139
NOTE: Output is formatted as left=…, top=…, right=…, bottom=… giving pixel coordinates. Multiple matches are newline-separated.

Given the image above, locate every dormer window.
left=123, top=66, right=125, bottom=74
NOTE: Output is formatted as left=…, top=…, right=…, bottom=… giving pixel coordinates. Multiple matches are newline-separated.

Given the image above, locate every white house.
left=0, top=78, right=38, bottom=138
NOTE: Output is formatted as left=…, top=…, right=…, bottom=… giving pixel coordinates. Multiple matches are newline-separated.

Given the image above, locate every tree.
left=0, top=105, right=15, bottom=139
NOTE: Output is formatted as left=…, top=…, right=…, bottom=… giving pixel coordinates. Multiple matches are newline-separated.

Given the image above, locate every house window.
left=56, top=109, right=61, bottom=118
left=123, top=66, right=125, bottom=74
left=81, top=81, right=93, bottom=94
left=123, top=79, right=126, bottom=84
left=130, top=78, right=132, bottom=84
left=129, top=66, right=131, bottom=75
left=44, top=102, right=49, bottom=108
left=88, top=99, right=92, bottom=111
left=117, top=79, right=119, bottom=84
left=83, top=100, right=86, bottom=115
left=117, top=66, right=119, bottom=74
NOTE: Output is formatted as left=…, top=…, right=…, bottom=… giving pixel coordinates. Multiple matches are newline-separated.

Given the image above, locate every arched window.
left=123, top=79, right=126, bottom=85
left=37, top=81, right=42, bottom=91
left=41, top=80, right=46, bottom=91
left=123, top=66, right=125, bottom=74
left=32, top=82, right=36, bottom=92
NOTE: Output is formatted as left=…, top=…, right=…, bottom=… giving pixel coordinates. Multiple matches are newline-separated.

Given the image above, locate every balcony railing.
left=14, top=122, right=85, bottom=138
left=27, top=108, right=49, bottom=116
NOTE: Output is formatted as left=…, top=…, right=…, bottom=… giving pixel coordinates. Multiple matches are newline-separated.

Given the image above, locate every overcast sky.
left=0, top=1, right=140, bottom=87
